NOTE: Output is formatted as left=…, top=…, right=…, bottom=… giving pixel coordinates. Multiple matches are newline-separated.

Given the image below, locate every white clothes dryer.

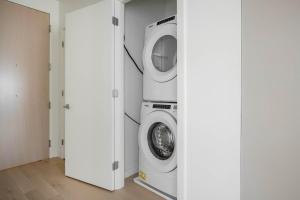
left=134, top=102, right=177, bottom=200
left=143, top=16, right=177, bottom=102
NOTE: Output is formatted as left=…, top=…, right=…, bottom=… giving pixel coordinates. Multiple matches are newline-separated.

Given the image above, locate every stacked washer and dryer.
left=134, top=16, right=177, bottom=200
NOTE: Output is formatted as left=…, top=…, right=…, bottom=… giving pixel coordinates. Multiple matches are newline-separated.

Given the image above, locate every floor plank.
left=0, top=159, right=164, bottom=200
left=0, top=172, right=28, bottom=200
left=6, top=167, right=34, bottom=194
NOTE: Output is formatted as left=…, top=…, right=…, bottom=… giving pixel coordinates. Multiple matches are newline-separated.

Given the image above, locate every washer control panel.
left=153, top=104, right=171, bottom=109
left=141, top=102, right=177, bottom=122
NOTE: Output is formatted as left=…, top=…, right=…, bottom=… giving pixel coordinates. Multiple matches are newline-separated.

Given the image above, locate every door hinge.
left=49, top=25, right=51, bottom=33
left=112, top=89, right=118, bottom=98
left=48, top=63, right=51, bottom=71
left=112, top=16, right=119, bottom=26
left=62, top=90, right=64, bottom=97
left=64, top=104, right=70, bottom=110
left=62, top=41, right=65, bottom=48
left=112, top=161, right=119, bottom=171
left=49, top=101, right=51, bottom=109
left=49, top=140, right=51, bottom=148
left=61, top=139, right=64, bottom=146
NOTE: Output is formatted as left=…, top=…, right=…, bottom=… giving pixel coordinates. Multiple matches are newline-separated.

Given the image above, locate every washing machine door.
left=139, top=111, right=177, bottom=173
left=143, top=23, right=177, bottom=83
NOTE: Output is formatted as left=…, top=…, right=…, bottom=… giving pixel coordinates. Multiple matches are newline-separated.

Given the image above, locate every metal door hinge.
left=64, top=104, right=70, bottom=110
left=61, top=139, right=64, bottom=146
left=49, top=102, right=51, bottom=109
left=112, top=16, right=118, bottom=26
left=49, top=140, right=51, bottom=148
left=112, top=89, right=118, bottom=98
left=62, top=41, right=65, bottom=48
left=49, top=25, right=51, bottom=33
left=62, top=90, right=64, bottom=97
left=112, top=161, right=119, bottom=171
left=48, top=63, right=51, bottom=71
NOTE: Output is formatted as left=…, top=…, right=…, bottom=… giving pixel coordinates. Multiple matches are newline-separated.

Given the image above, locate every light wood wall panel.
left=0, top=0, right=50, bottom=170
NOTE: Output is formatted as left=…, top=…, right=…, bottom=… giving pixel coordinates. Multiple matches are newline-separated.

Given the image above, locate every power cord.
left=124, top=44, right=142, bottom=125
left=124, top=45, right=143, bottom=75
left=125, top=112, right=140, bottom=125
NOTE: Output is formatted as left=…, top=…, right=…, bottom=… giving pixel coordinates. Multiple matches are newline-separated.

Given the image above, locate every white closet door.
left=65, top=0, right=124, bottom=191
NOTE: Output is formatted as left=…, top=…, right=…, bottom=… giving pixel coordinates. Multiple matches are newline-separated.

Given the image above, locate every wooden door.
left=65, top=0, right=124, bottom=190
left=0, top=0, right=50, bottom=170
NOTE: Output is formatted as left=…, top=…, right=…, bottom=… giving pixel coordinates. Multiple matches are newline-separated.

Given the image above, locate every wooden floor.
left=0, top=158, right=163, bottom=200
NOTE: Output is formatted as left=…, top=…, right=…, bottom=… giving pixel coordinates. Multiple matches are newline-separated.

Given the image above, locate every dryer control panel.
left=157, top=16, right=176, bottom=26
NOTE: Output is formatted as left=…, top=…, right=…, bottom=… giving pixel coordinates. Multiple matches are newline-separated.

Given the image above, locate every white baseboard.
left=133, top=177, right=176, bottom=200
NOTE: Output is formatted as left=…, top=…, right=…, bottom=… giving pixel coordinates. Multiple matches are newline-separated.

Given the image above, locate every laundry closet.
left=124, top=1, right=177, bottom=199
left=63, top=0, right=177, bottom=199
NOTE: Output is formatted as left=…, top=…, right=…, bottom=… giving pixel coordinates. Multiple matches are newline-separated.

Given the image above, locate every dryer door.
left=139, top=111, right=177, bottom=173
left=143, top=23, right=177, bottom=83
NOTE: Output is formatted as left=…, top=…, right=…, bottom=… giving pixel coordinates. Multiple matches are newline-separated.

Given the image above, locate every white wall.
left=165, top=0, right=177, bottom=17
left=8, top=0, right=61, bottom=158
left=59, top=0, right=101, bottom=27
left=178, top=0, right=241, bottom=199
left=124, top=0, right=176, bottom=177
left=242, top=1, right=300, bottom=200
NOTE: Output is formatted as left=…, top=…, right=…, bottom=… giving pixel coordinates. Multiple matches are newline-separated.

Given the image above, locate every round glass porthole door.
left=139, top=111, right=177, bottom=172
left=143, top=23, right=177, bottom=82
left=148, top=122, right=175, bottom=160
left=151, top=35, right=177, bottom=73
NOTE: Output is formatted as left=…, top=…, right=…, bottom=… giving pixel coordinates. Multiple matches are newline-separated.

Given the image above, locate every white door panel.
left=65, top=0, right=124, bottom=191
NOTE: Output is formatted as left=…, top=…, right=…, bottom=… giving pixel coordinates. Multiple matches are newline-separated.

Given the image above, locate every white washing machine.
left=134, top=102, right=177, bottom=200
left=143, top=16, right=177, bottom=102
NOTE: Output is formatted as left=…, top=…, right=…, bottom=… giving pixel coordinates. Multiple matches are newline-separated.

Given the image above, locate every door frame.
left=176, top=0, right=186, bottom=199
